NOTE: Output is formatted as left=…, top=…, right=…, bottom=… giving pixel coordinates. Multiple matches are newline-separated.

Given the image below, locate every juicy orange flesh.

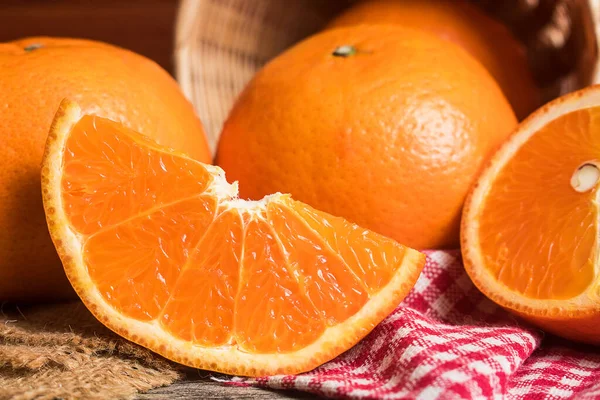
left=62, top=116, right=212, bottom=235
left=479, top=107, right=600, bottom=300
left=61, top=115, right=409, bottom=352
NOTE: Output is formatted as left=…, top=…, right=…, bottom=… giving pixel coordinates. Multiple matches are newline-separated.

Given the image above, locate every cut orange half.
left=41, top=99, right=426, bottom=376
left=462, top=85, right=600, bottom=344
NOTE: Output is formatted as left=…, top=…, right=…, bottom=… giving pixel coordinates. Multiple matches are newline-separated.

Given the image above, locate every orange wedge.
left=462, top=85, right=600, bottom=344
left=41, top=99, right=425, bottom=376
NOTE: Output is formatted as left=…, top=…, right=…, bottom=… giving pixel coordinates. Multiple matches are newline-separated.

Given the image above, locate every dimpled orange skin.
left=0, top=37, right=211, bottom=301
left=327, top=0, right=541, bottom=120
left=217, top=26, right=518, bottom=250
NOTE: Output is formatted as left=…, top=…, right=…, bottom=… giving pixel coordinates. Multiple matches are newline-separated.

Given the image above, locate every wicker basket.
left=175, top=0, right=600, bottom=155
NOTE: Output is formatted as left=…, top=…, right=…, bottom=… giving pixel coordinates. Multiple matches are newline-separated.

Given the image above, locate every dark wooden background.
left=0, top=0, right=177, bottom=74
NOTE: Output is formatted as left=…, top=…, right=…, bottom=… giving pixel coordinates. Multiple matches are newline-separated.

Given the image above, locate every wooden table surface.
left=137, top=370, right=314, bottom=399
left=0, top=1, right=319, bottom=398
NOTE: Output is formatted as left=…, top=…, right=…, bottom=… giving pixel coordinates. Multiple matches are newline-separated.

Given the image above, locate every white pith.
left=203, top=164, right=239, bottom=200
left=463, top=87, right=600, bottom=313
left=571, top=163, right=600, bottom=193
left=201, top=164, right=290, bottom=220
left=43, top=100, right=425, bottom=375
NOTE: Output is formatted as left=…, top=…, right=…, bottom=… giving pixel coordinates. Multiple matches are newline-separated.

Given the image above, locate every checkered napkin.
left=221, top=250, right=600, bottom=399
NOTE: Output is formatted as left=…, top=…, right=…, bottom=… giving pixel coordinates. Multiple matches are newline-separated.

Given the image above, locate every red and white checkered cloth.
left=217, top=250, right=600, bottom=399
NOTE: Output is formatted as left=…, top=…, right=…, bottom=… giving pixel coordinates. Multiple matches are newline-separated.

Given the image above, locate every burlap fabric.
left=0, top=302, right=181, bottom=400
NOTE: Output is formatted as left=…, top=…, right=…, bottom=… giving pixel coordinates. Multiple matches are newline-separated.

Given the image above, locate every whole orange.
left=217, top=26, right=517, bottom=250
left=327, top=0, right=541, bottom=120
left=0, top=37, right=211, bottom=301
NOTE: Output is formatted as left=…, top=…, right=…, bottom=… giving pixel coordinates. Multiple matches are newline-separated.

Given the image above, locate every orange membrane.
left=61, top=115, right=408, bottom=352
left=479, top=107, right=600, bottom=300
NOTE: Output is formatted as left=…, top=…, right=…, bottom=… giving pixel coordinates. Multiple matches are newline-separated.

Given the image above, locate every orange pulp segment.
left=478, top=107, right=599, bottom=300
left=461, top=85, right=600, bottom=344
left=42, top=99, right=426, bottom=375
